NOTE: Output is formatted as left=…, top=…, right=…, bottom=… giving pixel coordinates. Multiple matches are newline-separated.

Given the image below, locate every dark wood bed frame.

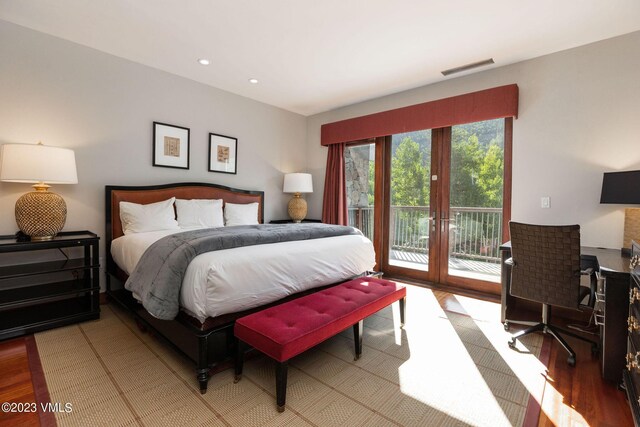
left=104, top=182, right=363, bottom=393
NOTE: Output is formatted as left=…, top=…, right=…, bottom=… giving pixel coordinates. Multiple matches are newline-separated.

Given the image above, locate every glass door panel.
left=345, top=143, right=375, bottom=241
left=446, top=119, right=505, bottom=283
left=388, top=130, right=432, bottom=272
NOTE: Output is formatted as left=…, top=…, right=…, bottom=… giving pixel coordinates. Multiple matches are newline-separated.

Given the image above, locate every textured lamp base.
left=624, top=208, right=640, bottom=250
left=288, top=193, right=307, bottom=223
left=15, top=185, right=67, bottom=241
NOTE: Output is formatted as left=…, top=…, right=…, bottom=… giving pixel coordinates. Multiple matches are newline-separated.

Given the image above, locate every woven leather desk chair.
left=507, top=222, right=598, bottom=366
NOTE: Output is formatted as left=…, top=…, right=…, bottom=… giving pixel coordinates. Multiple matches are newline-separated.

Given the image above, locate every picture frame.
left=208, top=133, right=237, bottom=174
left=153, top=122, right=190, bottom=169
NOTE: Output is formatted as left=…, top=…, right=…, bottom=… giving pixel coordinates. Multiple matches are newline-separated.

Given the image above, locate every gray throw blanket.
left=125, top=223, right=361, bottom=320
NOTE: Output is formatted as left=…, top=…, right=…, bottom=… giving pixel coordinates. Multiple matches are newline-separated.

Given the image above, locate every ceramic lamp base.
left=15, top=185, right=67, bottom=240
left=288, top=193, right=307, bottom=223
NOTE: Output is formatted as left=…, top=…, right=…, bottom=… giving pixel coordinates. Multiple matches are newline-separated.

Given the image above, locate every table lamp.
left=0, top=142, right=78, bottom=240
left=283, top=173, right=313, bottom=223
left=600, top=170, right=640, bottom=255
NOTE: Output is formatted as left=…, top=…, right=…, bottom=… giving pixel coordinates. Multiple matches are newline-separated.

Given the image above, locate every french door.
left=346, top=118, right=511, bottom=294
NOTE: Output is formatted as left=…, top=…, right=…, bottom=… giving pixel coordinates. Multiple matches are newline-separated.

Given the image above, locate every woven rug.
left=34, top=285, right=545, bottom=426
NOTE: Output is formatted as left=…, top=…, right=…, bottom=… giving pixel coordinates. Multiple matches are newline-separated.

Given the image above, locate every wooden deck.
left=390, top=249, right=501, bottom=281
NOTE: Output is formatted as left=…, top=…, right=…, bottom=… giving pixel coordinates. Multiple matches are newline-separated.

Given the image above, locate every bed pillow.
left=119, top=197, right=179, bottom=235
left=175, top=198, right=224, bottom=228
left=224, top=202, right=259, bottom=226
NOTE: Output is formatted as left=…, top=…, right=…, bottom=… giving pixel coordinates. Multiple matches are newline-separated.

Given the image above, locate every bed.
left=105, top=182, right=375, bottom=393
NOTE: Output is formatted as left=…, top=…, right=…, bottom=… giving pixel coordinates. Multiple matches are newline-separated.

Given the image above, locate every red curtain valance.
left=321, top=84, right=518, bottom=146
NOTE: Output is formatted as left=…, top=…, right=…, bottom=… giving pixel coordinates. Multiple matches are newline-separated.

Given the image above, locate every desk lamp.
left=0, top=142, right=78, bottom=240
left=600, top=170, right=640, bottom=255
left=283, top=173, right=313, bottom=223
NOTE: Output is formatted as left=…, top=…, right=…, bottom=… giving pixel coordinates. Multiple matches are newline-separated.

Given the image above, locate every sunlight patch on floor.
left=454, top=294, right=503, bottom=323
left=452, top=293, right=590, bottom=427
left=396, top=287, right=519, bottom=426
left=539, top=375, right=590, bottom=426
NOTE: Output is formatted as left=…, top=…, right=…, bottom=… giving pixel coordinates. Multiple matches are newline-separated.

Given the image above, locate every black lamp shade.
left=600, top=170, right=640, bottom=204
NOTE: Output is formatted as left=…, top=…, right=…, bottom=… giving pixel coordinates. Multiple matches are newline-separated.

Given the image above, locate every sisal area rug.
left=34, top=285, right=545, bottom=426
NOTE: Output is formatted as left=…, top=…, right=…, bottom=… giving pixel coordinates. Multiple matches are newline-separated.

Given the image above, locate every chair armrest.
left=580, top=267, right=594, bottom=276
left=579, top=267, right=597, bottom=307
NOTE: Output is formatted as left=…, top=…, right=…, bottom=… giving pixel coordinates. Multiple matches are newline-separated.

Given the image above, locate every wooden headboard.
left=105, top=182, right=264, bottom=272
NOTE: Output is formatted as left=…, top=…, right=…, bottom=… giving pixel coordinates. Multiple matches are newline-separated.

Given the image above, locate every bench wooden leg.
left=275, top=361, right=288, bottom=412
left=234, top=340, right=245, bottom=383
left=353, top=319, right=364, bottom=360
left=399, top=297, right=406, bottom=327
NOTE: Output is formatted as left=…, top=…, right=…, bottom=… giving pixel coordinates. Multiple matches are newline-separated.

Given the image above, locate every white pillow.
left=224, top=202, right=259, bottom=226
left=119, top=197, right=179, bottom=235
left=175, top=199, right=224, bottom=228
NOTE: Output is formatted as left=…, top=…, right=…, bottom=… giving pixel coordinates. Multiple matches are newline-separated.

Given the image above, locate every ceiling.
left=2, top=1, right=640, bottom=116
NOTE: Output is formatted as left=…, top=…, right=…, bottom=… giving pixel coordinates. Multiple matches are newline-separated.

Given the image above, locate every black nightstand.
left=269, top=219, right=322, bottom=224
left=0, top=231, right=100, bottom=341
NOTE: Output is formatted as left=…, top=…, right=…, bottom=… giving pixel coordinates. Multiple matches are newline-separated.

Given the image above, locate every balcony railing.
left=348, top=205, right=502, bottom=263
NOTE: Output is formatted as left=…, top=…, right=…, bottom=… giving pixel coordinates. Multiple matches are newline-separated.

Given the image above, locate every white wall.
left=2, top=20, right=639, bottom=261
left=0, top=21, right=307, bottom=281
left=306, top=31, right=640, bottom=249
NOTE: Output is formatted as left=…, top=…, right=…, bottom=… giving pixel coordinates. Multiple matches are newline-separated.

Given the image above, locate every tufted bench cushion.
left=233, top=276, right=406, bottom=411
left=234, top=277, right=406, bottom=362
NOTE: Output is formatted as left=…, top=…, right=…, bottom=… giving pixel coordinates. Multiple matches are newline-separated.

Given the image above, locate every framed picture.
left=209, top=133, right=237, bottom=174
left=153, top=122, right=190, bottom=169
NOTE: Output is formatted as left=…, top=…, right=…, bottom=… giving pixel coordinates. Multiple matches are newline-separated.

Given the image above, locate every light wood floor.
left=0, top=292, right=633, bottom=427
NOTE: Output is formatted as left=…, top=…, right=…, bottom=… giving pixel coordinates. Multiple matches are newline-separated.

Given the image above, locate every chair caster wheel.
left=508, top=338, right=516, bottom=349
left=591, top=343, right=599, bottom=356
left=567, top=355, right=576, bottom=367
left=503, top=322, right=510, bottom=332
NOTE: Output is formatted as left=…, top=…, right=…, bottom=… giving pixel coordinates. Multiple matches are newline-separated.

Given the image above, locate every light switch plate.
left=541, top=197, right=550, bottom=209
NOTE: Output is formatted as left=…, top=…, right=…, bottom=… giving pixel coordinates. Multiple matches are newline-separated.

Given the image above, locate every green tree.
left=477, top=141, right=504, bottom=207
left=391, top=137, right=429, bottom=206
left=368, top=159, right=375, bottom=205
left=450, top=130, right=483, bottom=207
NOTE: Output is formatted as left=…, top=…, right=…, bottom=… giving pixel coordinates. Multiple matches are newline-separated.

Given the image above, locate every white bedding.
left=110, top=227, right=376, bottom=322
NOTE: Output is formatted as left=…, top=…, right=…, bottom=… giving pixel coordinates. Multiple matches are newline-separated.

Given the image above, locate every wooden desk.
left=500, top=242, right=630, bottom=383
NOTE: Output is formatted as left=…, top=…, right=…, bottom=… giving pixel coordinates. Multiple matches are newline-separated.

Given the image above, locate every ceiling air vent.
left=441, top=58, right=495, bottom=76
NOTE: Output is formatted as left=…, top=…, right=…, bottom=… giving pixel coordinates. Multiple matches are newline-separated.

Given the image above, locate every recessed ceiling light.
left=197, top=58, right=210, bottom=66
left=248, top=78, right=259, bottom=84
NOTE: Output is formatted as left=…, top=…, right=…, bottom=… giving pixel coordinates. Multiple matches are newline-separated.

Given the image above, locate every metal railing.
left=348, top=205, right=502, bottom=263
left=348, top=207, right=375, bottom=241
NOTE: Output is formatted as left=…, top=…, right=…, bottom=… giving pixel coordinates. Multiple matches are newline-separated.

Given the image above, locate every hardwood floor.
left=432, top=289, right=633, bottom=427
left=537, top=335, right=632, bottom=427
left=0, top=338, right=39, bottom=427
left=0, top=293, right=633, bottom=426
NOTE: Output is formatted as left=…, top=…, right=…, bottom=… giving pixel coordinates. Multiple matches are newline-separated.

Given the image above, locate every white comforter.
left=111, top=227, right=376, bottom=322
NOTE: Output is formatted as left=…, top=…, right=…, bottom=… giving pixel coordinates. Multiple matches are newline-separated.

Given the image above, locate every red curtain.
left=322, top=143, right=348, bottom=225
left=321, top=84, right=518, bottom=145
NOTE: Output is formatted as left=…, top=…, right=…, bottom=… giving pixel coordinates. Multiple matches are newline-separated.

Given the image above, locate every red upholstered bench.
left=233, top=276, right=406, bottom=412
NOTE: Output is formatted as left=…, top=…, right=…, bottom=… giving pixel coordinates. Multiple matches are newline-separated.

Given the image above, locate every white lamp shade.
left=0, top=143, right=78, bottom=184
left=283, top=173, right=313, bottom=193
